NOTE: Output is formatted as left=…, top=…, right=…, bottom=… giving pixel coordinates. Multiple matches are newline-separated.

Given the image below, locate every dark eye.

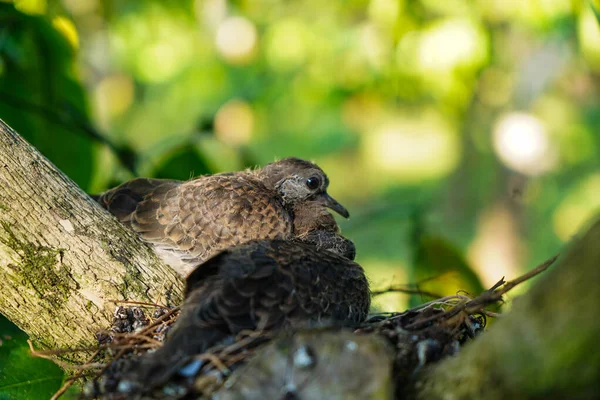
left=306, top=176, right=320, bottom=190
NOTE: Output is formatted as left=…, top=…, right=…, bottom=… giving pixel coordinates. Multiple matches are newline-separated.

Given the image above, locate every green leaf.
left=0, top=4, right=95, bottom=190
left=0, top=315, right=63, bottom=400
left=409, top=235, right=485, bottom=307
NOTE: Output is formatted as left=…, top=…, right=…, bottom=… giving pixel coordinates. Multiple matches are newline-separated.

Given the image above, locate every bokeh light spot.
left=358, top=23, right=389, bottom=70
left=364, top=259, right=408, bottom=312
left=52, top=16, right=79, bottom=50
left=196, top=0, right=227, bottom=30
left=216, top=16, right=257, bottom=64
left=139, top=42, right=179, bottom=81
left=368, top=0, right=402, bottom=29
left=468, top=205, right=522, bottom=288
left=265, top=19, right=309, bottom=70
left=14, top=0, right=46, bottom=15
left=93, top=74, right=135, bottom=128
left=111, top=7, right=196, bottom=83
left=578, top=6, right=600, bottom=70
left=214, top=99, right=255, bottom=146
left=61, top=0, right=97, bottom=16
left=363, top=113, right=460, bottom=184
left=493, top=112, right=556, bottom=176
left=417, top=19, right=487, bottom=73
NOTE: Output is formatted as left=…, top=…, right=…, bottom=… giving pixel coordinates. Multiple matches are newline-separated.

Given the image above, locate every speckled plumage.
left=131, top=238, right=369, bottom=387
left=181, top=239, right=370, bottom=333
left=94, top=158, right=349, bottom=276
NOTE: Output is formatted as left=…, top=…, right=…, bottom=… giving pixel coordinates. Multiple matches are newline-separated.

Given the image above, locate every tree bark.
left=215, top=330, right=394, bottom=400
left=0, top=119, right=184, bottom=361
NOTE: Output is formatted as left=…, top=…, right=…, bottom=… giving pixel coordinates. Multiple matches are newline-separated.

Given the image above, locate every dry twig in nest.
left=404, top=254, right=558, bottom=330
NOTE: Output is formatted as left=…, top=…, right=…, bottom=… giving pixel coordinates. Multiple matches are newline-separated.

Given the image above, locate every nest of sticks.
left=31, top=256, right=557, bottom=400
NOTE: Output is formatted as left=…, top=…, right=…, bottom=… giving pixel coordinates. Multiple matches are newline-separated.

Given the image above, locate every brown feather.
left=130, top=238, right=369, bottom=388
left=94, top=158, right=349, bottom=276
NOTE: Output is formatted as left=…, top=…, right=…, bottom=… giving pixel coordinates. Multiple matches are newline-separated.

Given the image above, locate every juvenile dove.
left=128, top=235, right=369, bottom=388
left=94, top=158, right=349, bottom=276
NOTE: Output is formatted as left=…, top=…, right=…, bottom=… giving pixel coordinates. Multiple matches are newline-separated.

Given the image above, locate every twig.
left=405, top=254, right=558, bottom=330
left=137, top=306, right=180, bottom=336
left=483, top=311, right=501, bottom=318
left=50, top=372, right=96, bottom=400
left=493, top=254, right=558, bottom=296
left=28, top=341, right=105, bottom=370
left=224, top=351, right=252, bottom=366
left=406, top=294, right=472, bottom=313
left=371, top=286, right=442, bottom=298
left=27, top=341, right=156, bottom=357
left=50, top=351, right=100, bottom=400
left=194, top=353, right=231, bottom=375
left=107, top=299, right=171, bottom=310
left=92, top=307, right=180, bottom=380
left=106, top=331, right=164, bottom=347
left=95, top=347, right=128, bottom=381
left=220, top=330, right=273, bottom=357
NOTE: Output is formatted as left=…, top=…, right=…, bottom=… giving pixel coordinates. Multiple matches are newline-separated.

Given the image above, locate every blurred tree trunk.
left=410, top=218, right=600, bottom=400
left=0, top=119, right=184, bottom=362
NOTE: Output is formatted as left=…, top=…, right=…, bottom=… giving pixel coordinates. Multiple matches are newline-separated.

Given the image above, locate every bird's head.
left=258, top=157, right=349, bottom=218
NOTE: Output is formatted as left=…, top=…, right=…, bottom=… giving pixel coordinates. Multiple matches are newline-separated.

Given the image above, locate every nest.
left=31, top=256, right=557, bottom=400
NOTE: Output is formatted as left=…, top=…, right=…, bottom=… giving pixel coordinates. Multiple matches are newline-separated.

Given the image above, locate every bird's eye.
left=306, top=176, right=320, bottom=190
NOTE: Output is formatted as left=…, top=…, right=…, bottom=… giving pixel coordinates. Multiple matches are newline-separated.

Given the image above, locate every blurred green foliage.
left=0, top=4, right=95, bottom=188
left=0, top=314, right=63, bottom=399
left=1, top=0, right=600, bottom=397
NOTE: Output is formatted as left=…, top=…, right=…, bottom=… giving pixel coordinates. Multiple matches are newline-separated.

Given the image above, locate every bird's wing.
left=136, top=240, right=370, bottom=387
left=94, top=178, right=180, bottom=223
left=268, top=240, right=370, bottom=325
left=177, top=240, right=369, bottom=347
left=161, top=244, right=280, bottom=358
left=129, top=175, right=293, bottom=266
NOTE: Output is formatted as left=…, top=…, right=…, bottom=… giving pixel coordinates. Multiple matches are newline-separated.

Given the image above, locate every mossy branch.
left=0, top=119, right=184, bottom=361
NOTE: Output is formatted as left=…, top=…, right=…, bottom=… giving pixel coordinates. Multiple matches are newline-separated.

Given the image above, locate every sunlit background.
left=1, top=0, right=600, bottom=313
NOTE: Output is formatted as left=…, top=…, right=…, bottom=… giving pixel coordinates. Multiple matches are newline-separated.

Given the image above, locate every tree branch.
left=0, top=119, right=184, bottom=361
left=411, top=221, right=600, bottom=399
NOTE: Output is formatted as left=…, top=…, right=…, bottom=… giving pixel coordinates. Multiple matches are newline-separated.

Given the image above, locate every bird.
left=125, top=236, right=370, bottom=389
left=93, top=158, right=350, bottom=276
left=286, top=196, right=356, bottom=260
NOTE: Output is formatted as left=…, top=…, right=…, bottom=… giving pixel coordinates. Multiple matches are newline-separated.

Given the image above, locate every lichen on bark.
left=1, top=222, right=77, bottom=309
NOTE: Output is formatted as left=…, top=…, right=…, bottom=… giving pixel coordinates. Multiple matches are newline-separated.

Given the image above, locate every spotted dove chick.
left=94, top=158, right=349, bottom=276
left=291, top=199, right=356, bottom=260
left=128, top=237, right=369, bottom=389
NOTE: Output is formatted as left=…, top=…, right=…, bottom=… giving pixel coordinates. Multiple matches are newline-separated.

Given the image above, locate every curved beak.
left=322, top=193, right=350, bottom=218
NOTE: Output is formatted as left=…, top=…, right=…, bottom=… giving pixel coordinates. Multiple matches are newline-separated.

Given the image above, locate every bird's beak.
left=322, top=193, right=350, bottom=218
